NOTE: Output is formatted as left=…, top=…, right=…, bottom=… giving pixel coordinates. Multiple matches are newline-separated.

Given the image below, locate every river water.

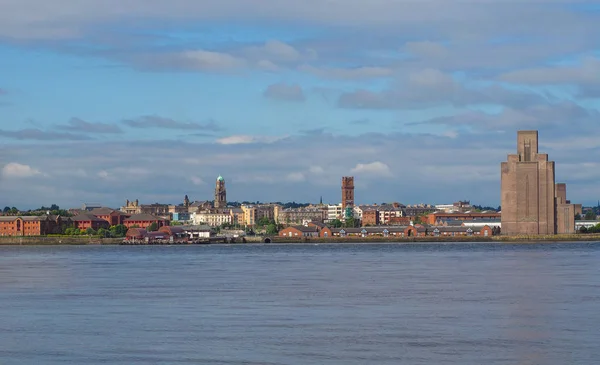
left=0, top=242, right=599, bottom=364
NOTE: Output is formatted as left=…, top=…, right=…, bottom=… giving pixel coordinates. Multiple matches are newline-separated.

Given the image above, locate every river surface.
left=1, top=242, right=599, bottom=364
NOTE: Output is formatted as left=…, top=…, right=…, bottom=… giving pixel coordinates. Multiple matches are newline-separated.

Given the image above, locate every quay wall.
left=0, top=236, right=122, bottom=245
left=1, top=234, right=599, bottom=246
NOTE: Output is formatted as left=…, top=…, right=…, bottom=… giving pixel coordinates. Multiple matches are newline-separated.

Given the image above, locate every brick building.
left=361, top=207, right=380, bottom=226
left=123, top=214, right=169, bottom=229
left=0, top=215, right=68, bottom=236
left=501, top=130, right=576, bottom=235
left=279, top=225, right=321, bottom=238
left=424, top=212, right=502, bottom=225
left=71, top=213, right=110, bottom=231
left=89, top=207, right=126, bottom=226
left=341, top=176, right=354, bottom=219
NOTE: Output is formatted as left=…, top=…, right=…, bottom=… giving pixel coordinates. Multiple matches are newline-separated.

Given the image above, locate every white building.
left=327, top=204, right=343, bottom=222
left=192, top=212, right=232, bottom=227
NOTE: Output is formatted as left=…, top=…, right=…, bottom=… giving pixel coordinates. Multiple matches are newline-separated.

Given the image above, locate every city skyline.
left=1, top=1, right=599, bottom=208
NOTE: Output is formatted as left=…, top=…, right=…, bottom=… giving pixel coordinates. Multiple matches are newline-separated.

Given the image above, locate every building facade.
left=501, top=130, right=576, bottom=235
left=0, top=215, right=67, bottom=236
left=121, top=200, right=169, bottom=216
left=341, top=176, right=354, bottom=219
left=192, top=211, right=232, bottom=227
left=278, top=206, right=327, bottom=225
left=123, top=214, right=169, bottom=229
left=214, top=175, right=227, bottom=209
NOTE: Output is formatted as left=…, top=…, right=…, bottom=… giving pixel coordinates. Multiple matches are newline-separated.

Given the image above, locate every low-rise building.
left=425, top=212, right=502, bottom=225
left=0, top=215, right=68, bottom=236
left=278, top=206, right=327, bottom=225
left=123, top=214, right=169, bottom=229
left=89, top=207, right=126, bottom=226
left=172, top=212, right=191, bottom=222
left=279, top=225, right=321, bottom=238
left=192, top=211, right=232, bottom=227
left=71, top=213, right=110, bottom=231
left=121, top=199, right=170, bottom=216
left=361, top=207, right=380, bottom=226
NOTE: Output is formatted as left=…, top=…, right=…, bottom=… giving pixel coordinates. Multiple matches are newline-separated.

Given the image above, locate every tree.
left=265, top=223, right=279, bottom=235
left=3, top=207, right=10, bottom=213
left=110, top=224, right=128, bottom=237
left=343, top=217, right=357, bottom=228
left=85, top=228, right=96, bottom=235
left=147, top=222, right=158, bottom=232
left=97, top=228, right=109, bottom=237
left=585, top=211, right=597, bottom=221
left=330, top=219, right=343, bottom=228
left=256, top=217, right=271, bottom=228
left=575, top=213, right=582, bottom=221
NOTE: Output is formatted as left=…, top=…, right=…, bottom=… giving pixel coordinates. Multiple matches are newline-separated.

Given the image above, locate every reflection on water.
left=1, top=243, right=599, bottom=365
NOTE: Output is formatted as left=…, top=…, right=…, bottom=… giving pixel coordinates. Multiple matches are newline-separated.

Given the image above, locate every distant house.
left=279, top=225, right=320, bottom=238
left=125, top=228, right=148, bottom=240
left=71, top=213, right=110, bottom=231
left=180, top=225, right=213, bottom=239
left=89, top=207, right=126, bottom=226
left=123, top=214, right=169, bottom=229
left=158, top=226, right=187, bottom=240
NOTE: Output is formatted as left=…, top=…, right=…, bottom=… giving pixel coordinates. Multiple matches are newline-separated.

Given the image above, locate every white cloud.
left=180, top=50, right=246, bottom=71
left=299, top=65, right=394, bottom=79
left=499, top=57, right=600, bottom=85
left=350, top=161, right=392, bottom=177
left=1, top=163, right=41, bottom=178
left=263, top=83, right=305, bottom=102
left=216, top=135, right=288, bottom=145
left=286, top=172, right=306, bottom=182
left=97, top=170, right=110, bottom=179
left=191, top=176, right=205, bottom=185
left=309, top=166, right=325, bottom=174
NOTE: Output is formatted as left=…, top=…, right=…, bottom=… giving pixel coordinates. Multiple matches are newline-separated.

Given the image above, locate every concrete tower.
left=214, top=175, right=227, bottom=209
left=341, top=176, right=355, bottom=219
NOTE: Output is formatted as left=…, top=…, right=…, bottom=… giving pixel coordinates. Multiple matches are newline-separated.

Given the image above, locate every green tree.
left=110, top=224, right=128, bottom=237
left=10, top=207, right=18, bottom=214
left=575, top=213, right=582, bottom=221
left=343, top=217, right=357, bottom=228
left=3, top=206, right=10, bottom=213
left=97, top=228, right=109, bottom=237
left=147, top=222, right=158, bottom=232
left=265, top=223, right=279, bottom=235
left=85, top=228, right=96, bottom=235
left=256, top=217, right=271, bottom=227
left=330, top=219, right=343, bottom=228
left=585, top=211, right=597, bottom=221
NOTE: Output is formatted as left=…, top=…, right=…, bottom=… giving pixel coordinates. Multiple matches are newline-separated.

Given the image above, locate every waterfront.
left=1, top=243, right=599, bottom=364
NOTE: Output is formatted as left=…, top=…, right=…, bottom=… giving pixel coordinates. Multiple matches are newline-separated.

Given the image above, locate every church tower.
left=214, top=175, right=227, bottom=209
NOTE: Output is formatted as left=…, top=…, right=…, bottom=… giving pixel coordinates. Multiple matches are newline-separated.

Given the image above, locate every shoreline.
left=0, top=234, right=599, bottom=246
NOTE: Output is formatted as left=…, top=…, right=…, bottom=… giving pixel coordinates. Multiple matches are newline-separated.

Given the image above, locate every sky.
left=0, top=0, right=599, bottom=209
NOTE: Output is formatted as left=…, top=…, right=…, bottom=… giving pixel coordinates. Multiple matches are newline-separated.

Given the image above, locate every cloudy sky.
left=1, top=0, right=599, bottom=209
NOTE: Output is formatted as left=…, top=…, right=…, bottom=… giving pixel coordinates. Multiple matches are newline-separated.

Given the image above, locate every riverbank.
left=0, top=236, right=123, bottom=245
left=261, top=234, right=600, bottom=244
left=1, top=234, right=599, bottom=246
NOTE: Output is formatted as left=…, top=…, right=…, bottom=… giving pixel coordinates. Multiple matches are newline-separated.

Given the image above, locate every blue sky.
left=0, top=0, right=599, bottom=209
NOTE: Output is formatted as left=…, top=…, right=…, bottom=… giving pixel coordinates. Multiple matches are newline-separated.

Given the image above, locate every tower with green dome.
left=214, top=175, right=227, bottom=209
